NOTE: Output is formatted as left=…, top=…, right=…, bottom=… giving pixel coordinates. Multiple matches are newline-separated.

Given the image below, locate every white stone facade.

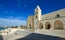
left=27, top=5, right=65, bottom=30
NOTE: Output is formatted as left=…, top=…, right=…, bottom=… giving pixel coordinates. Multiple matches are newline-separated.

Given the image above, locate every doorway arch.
left=54, top=20, right=63, bottom=30
left=39, top=23, right=43, bottom=29
left=29, top=24, right=31, bottom=29
left=45, top=22, right=51, bottom=30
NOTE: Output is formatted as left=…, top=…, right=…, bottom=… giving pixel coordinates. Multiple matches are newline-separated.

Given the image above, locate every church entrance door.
left=54, top=20, right=63, bottom=30
left=45, top=22, right=51, bottom=30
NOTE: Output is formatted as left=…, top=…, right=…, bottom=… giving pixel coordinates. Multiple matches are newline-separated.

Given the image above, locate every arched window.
left=55, top=14, right=60, bottom=18
left=57, top=14, right=60, bottom=17
left=36, top=15, right=37, bottom=19
left=45, top=22, right=51, bottom=30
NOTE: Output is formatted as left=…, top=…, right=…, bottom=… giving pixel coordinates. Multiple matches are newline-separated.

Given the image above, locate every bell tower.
left=34, top=5, right=42, bottom=29
left=34, top=5, right=42, bottom=21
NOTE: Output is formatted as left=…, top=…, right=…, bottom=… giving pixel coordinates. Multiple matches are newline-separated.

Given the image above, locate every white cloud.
left=17, top=0, right=21, bottom=8
left=5, top=16, right=24, bottom=20
left=3, top=10, right=15, bottom=14
left=4, top=11, right=9, bottom=13
left=0, top=17, right=26, bottom=26
left=11, top=11, right=15, bottom=14
left=16, top=17, right=24, bottom=19
left=6, top=16, right=14, bottom=19
left=0, top=4, right=6, bottom=10
left=1, top=7, right=5, bottom=9
left=0, top=4, right=3, bottom=6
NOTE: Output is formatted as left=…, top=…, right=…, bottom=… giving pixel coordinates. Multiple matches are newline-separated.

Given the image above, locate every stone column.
left=50, top=20, right=54, bottom=30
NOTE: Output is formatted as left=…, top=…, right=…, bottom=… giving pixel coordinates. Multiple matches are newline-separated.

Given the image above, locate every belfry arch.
left=39, top=23, right=43, bottom=29
left=45, top=22, right=51, bottom=30
left=54, top=20, right=63, bottom=30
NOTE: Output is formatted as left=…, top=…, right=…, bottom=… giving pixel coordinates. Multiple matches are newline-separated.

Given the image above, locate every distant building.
left=20, top=25, right=26, bottom=29
left=27, top=5, right=65, bottom=30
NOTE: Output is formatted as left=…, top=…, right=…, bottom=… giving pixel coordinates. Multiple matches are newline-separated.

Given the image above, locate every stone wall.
left=27, top=16, right=34, bottom=29
left=35, top=29, right=65, bottom=38
left=42, top=8, right=65, bottom=20
left=38, top=17, right=65, bottom=30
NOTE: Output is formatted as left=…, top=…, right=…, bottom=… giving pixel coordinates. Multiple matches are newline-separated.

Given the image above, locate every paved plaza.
left=16, top=33, right=65, bottom=40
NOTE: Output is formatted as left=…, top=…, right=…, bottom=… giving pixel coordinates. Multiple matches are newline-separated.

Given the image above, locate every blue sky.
left=0, top=0, right=65, bottom=26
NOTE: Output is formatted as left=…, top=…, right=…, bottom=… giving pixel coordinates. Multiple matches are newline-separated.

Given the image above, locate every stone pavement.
left=16, top=33, right=65, bottom=40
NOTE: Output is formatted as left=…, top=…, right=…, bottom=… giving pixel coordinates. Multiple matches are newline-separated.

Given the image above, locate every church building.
left=27, top=5, right=65, bottom=30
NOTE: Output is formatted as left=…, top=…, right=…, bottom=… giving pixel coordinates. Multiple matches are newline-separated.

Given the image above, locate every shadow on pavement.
left=16, top=33, right=65, bottom=40
left=0, top=35, right=3, bottom=40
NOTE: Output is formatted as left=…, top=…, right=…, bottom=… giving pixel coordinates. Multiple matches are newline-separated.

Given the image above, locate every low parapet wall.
left=35, top=29, right=65, bottom=38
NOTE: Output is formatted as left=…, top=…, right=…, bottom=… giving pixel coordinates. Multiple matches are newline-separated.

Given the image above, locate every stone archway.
left=45, top=22, right=51, bottom=30
left=54, top=20, right=63, bottom=30
left=29, top=24, right=31, bottom=29
left=39, top=23, right=43, bottom=29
